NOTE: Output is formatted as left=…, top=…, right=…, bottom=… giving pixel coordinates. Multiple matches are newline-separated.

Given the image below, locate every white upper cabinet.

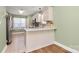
left=32, top=7, right=54, bottom=22
left=43, top=7, right=54, bottom=21
left=32, top=13, right=42, bottom=22
left=32, top=13, right=38, bottom=22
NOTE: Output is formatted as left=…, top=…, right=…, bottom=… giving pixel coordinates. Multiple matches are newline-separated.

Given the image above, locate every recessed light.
left=18, top=9, right=24, bottom=14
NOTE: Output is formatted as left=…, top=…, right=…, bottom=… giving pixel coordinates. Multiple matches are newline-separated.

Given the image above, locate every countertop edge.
left=24, top=27, right=56, bottom=32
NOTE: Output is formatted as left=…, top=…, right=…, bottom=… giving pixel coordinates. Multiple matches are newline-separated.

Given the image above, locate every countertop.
left=24, top=27, right=56, bottom=32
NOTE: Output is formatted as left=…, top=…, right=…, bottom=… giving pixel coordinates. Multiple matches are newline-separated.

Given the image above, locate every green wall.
left=54, top=6, right=79, bottom=50
left=0, top=7, right=6, bottom=52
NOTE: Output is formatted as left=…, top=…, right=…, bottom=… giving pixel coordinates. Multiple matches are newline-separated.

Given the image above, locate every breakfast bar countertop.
left=24, top=27, right=56, bottom=32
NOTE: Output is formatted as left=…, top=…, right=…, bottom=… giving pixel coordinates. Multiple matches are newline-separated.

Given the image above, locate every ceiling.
left=6, top=6, right=46, bottom=16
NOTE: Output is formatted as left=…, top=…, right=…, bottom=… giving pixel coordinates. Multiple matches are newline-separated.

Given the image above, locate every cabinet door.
left=43, top=8, right=49, bottom=21
left=32, top=14, right=37, bottom=20
left=43, top=7, right=53, bottom=21
left=32, top=13, right=41, bottom=22
left=48, top=7, right=53, bottom=21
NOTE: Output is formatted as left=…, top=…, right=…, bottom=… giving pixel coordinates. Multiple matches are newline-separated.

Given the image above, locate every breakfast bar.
left=24, top=27, right=56, bottom=52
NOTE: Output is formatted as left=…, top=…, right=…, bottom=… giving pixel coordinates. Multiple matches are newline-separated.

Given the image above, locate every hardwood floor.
left=30, top=44, right=71, bottom=53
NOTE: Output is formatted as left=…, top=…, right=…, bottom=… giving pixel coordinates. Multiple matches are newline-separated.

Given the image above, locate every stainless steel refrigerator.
left=6, top=15, right=12, bottom=45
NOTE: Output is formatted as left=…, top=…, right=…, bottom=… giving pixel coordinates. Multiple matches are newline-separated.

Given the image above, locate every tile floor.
left=5, top=32, right=26, bottom=53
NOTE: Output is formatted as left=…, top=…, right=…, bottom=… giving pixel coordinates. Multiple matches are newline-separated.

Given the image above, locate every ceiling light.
left=18, top=9, right=24, bottom=14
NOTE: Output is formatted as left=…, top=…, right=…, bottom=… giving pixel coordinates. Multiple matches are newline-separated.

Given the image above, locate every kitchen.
left=5, top=6, right=56, bottom=53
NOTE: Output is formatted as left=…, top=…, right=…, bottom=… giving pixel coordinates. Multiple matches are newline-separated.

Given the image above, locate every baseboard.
left=1, top=45, right=7, bottom=53
left=1, top=42, right=78, bottom=53
left=54, top=41, right=79, bottom=53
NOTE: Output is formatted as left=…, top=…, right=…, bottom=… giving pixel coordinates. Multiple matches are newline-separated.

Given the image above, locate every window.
left=13, top=17, right=26, bottom=28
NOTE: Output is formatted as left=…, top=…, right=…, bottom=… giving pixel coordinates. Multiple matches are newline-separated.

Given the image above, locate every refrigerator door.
left=6, top=15, right=12, bottom=45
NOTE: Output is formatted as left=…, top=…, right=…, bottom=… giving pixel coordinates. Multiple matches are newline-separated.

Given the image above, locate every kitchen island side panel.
left=26, top=30, right=55, bottom=52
